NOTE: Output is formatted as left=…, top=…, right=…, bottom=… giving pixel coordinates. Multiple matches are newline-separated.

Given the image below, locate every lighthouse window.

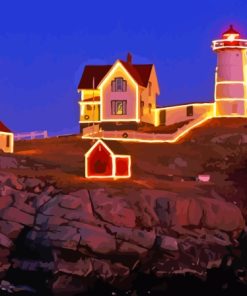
left=186, top=106, right=193, bottom=117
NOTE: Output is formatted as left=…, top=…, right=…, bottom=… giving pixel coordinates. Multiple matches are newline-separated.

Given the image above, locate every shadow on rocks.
left=3, top=226, right=54, bottom=296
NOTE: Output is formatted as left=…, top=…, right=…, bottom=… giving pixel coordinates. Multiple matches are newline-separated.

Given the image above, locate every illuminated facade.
left=78, top=53, right=160, bottom=132
left=0, top=121, right=14, bottom=153
left=79, top=26, right=247, bottom=142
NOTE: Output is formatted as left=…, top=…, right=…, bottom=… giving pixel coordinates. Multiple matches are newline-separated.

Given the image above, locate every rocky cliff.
left=0, top=158, right=246, bottom=295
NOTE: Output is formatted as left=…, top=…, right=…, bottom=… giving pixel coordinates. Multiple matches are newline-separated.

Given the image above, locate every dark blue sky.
left=0, top=0, right=247, bottom=134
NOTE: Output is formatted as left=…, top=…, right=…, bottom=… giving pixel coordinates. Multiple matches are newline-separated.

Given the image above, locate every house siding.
left=140, top=66, right=159, bottom=125
left=101, top=66, right=138, bottom=121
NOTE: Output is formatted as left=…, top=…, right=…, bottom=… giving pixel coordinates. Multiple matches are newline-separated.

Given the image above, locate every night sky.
left=0, top=0, right=247, bottom=134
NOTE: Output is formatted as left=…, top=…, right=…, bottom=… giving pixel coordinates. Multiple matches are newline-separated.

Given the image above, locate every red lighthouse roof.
left=212, top=25, right=247, bottom=51
left=222, top=25, right=240, bottom=40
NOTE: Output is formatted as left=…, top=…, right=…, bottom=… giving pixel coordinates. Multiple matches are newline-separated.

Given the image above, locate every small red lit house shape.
left=85, top=139, right=131, bottom=179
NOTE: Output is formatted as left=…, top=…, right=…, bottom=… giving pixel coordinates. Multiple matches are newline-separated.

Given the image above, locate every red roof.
left=119, top=61, right=153, bottom=87
left=0, top=121, right=11, bottom=133
left=78, top=61, right=153, bottom=89
left=78, top=65, right=112, bottom=89
left=222, top=25, right=240, bottom=38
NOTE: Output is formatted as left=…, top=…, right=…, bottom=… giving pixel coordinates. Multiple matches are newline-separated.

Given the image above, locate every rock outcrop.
left=0, top=170, right=245, bottom=295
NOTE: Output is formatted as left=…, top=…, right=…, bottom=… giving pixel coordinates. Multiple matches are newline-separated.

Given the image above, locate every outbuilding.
left=0, top=121, right=14, bottom=153
left=85, top=139, right=131, bottom=179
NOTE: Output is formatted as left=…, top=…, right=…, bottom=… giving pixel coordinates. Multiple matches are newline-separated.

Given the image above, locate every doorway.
left=159, top=110, right=166, bottom=125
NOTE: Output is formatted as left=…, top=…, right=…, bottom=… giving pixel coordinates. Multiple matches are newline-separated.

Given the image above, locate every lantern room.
left=85, top=139, right=131, bottom=179
left=212, top=25, right=247, bottom=51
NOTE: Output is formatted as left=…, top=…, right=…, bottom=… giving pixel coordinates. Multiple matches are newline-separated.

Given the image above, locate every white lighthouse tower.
left=212, top=25, right=247, bottom=117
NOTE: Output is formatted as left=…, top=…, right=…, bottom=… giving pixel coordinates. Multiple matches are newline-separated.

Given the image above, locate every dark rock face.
left=0, top=170, right=246, bottom=295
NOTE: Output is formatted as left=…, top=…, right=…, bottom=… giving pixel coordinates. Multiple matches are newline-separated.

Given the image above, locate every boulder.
left=0, top=156, right=18, bottom=169
left=92, top=258, right=129, bottom=280
left=56, top=257, right=92, bottom=276
left=24, top=178, right=45, bottom=189
left=0, top=207, right=34, bottom=226
left=199, top=197, right=245, bottom=232
left=106, top=225, right=155, bottom=249
left=188, top=199, right=203, bottom=225
left=0, top=196, right=13, bottom=210
left=32, top=193, right=51, bottom=209
left=90, top=189, right=136, bottom=228
left=117, top=241, right=148, bottom=256
left=174, top=157, right=188, bottom=168
left=154, top=194, right=244, bottom=232
left=0, top=233, right=13, bottom=248
left=159, top=235, right=178, bottom=251
left=0, top=172, right=22, bottom=190
left=0, top=221, right=23, bottom=240
left=79, top=224, right=116, bottom=254
left=52, top=274, right=89, bottom=296
left=133, top=195, right=159, bottom=228
left=59, top=195, right=81, bottom=210
left=14, top=198, right=35, bottom=215
left=40, top=192, right=94, bottom=224
left=47, top=226, right=80, bottom=243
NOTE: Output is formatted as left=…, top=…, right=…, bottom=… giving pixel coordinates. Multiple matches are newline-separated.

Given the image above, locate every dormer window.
left=111, top=77, right=127, bottom=92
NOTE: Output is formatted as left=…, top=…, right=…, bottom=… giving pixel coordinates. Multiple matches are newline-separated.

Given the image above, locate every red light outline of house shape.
left=85, top=139, right=131, bottom=179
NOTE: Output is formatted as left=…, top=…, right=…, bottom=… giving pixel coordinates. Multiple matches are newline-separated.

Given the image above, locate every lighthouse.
left=212, top=25, right=247, bottom=117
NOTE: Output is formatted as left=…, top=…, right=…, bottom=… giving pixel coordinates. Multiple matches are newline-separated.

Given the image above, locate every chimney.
left=127, top=52, right=132, bottom=64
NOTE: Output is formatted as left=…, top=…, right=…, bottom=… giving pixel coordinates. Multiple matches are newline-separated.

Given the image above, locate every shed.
left=0, top=121, right=14, bottom=153
left=85, top=139, right=131, bottom=178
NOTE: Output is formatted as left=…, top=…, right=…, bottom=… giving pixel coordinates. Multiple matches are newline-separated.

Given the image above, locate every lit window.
left=111, top=100, right=127, bottom=115
left=187, top=106, right=193, bottom=116
left=111, top=78, right=127, bottom=92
